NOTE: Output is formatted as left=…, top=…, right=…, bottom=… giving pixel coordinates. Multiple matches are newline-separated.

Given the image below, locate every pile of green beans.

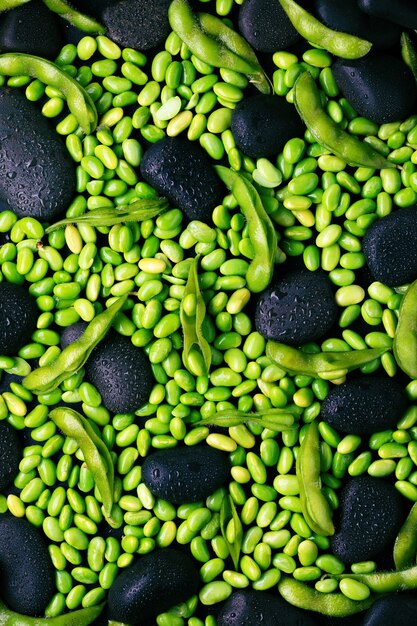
left=1, top=1, right=417, bottom=623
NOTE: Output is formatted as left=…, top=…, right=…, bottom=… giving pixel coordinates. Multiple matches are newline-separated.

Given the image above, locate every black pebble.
left=321, top=376, right=407, bottom=435
left=217, top=590, right=318, bottom=626
left=238, top=0, right=300, bottom=53
left=363, top=206, right=417, bottom=287
left=60, top=321, right=88, bottom=349
left=255, top=269, right=337, bottom=346
left=358, top=0, right=417, bottom=30
left=140, top=136, right=225, bottom=222
left=85, top=331, right=153, bottom=414
left=102, top=0, right=171, bottom=50
left=0, top=283, right=38, bottom=356
left=314, top=0, right=400, bottom=50
left=0, top=0, right=63, bottom=59
left=332, top=53, right=417, bottom=124
left=70, top=0, right=115, bottom=19
left=142, top=445, right=230, bottom=504
left=0, top=421, right=21, bottom=491
left=107, top=549, right=199, bottom=624
left=0, top=514, right=55, bottom=615
left=0, top=88, right=75, bottom=220
left=331, top=476, right=405, bottom=563
left=231, top=94, right=304, bottom=159
left=363, top=594, right=417, bottom=626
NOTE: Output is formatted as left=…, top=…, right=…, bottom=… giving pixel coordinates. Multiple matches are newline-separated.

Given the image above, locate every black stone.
left=0, top=88, right=75, bottom=220
left=217, top=590, right=318, bottom=626
left=321, top=376, right=407, bottom=435
left=0, top=514, right=55, bottom=616
left=102, top=0, right=171, bottom=51
left=363, top=594, right=417, bottom=626
left=60, top=322, right=88, bottom=349
left=332, top=53, right=417, bottom=124
left=107, top=549, right=199, bottom=624
left=0, top=283, right=38, bottom=356
left=85, top=331, right=153, bottom=414
left=238, top=0, right=300, bottom=53
left=363, top=206, right=417, bottom=287
left=255, top=269, right=337, bottom=346
left=331, top=476, right=405, bottom=563
left=231, top=94, right=304, bottom=159
left=0, top=421, right=21, bottom=491
left=358, top=0, right=417, bottom=30
left=0, top=0, right=63, bottom=59
left=140, top=136, right=225, bottom=222
left=142, top=445, right=230, bottom=504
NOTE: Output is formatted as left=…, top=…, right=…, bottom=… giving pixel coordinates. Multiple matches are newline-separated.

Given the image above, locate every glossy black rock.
left=363, top=206, right=417, bottom=287
left=142, top=445, right=230, bottom=504
left=321, top=376, right=407, bottom=435
left=85, top=331, right=153, bottom=414
left=238, top=0, right=300, bottom=53
left=231, top=94, right=304, bottom=159
left=255, top=269, right=337, bottom=346
left=0, top=283, right=38, bottom=356
left=0, top=88, right=75, bottom=220
left=332, top=53, right=417, bottom=124
left=331, top=476, right=405, bottom=563
left=363, top=594, right=417, bottom=626
left=0, top=514, right=55, bottom=616
left=102, top=0, right=171, bottom=50
left=217, top=590, right=318, bottom=626
left=140, top=136, right=225, bottom=221
left=107, top=549, right=198, bottom=624
left=0, top=421, right=21, bottom=491
left=358, top=0, right=417, bottom=30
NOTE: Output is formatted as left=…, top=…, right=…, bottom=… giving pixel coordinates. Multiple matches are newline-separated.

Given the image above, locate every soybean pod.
left=0, top=599, right=104, bottom=625
left=0, top=53, right=97, bottom=134
left=50, top=407, right=115, bottom=526
left=278, top=578, right=373, bottom=617
left=394, top=502, right=417, bottom=570
left=45, top=198, right=169, bottom=232
left=180, top=255, right=212, bottom=376
left=293, top=72, right=394, bottom=169
left=394, top=279, right=417, bottom=378
left=216, top=166, right=278, bottom=293
left=278, top=0, right=372, bottom=59
left=197, top=407, right=300, bottom=430
left=220, top=494, right=243, bottom=570
left=168, top=0, right=270, bottom=93
left=0, top=0, right=30, bottom=10
left=23, top=295, right=127, bottom=394
left=335, top=564, right=417, bottom=593
left=401, top=32, right=417, bottom=85
left=42, top=0, right=105, bottom=33
left=267, top=341, right=388, bottom=379
left=297, top=420, right=335, bottom=536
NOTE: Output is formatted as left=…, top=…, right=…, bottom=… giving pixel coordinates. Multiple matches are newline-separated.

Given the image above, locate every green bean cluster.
left=1, top=1, right=417, bottom=623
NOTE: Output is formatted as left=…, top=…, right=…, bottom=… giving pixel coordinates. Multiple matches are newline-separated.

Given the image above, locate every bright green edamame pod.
left=401, top=32, right=417, bottom=84
left=216, top=166, right=277, bottom=293
left=278, top=0, right=372, bottom=59
left=394, top=279, right=417, bottom=378
left=335, top=564, right=417, bottom=593
left=0, top=0, right=30, bottom=10
left=394, top=502, right=417, bottom=569
left=168, top=0, right=270, bottom=93
left=293, top=72, right=393, bottom=169
left=266, top=341, right=388, bottom=379
left=297, top=420, right=334, bottom=536
left=0, top=599, right=104, bottom=625
left=0, top=53, right=97, bottom=134
left=45, top=198, right=169, bottom=232
left=23, top=295, right=127, bottom=394
left=50, top=407, right=115, bottom=526
left=220, top=494, right=243, bottom=570
left=197, top=407, right=300, bottom=430
left=180, top=255, right=212, bottom=376
left=42, top=0, right=106, bottom=33
left=278, top=577, right=373, bottom=616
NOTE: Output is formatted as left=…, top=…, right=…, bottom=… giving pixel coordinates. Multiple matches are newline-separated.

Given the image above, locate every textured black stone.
left=238, top=0, right=300, bottom=52
left=0, top=283, right=38, bottom=356
left=358, top=0, right=417, bottom=29
left=0, top=88, right=75, bottom=220
left=332, top=54, right=417, bottom=124
left=0, top=421, right=21, bottom=491
left=102, top=0, right=171, bottom=50
left=60, top=322, right=88, bottom=349
left=142, top=445, right=230, bottom=504
left=363, top=594, right=417, bottom=626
